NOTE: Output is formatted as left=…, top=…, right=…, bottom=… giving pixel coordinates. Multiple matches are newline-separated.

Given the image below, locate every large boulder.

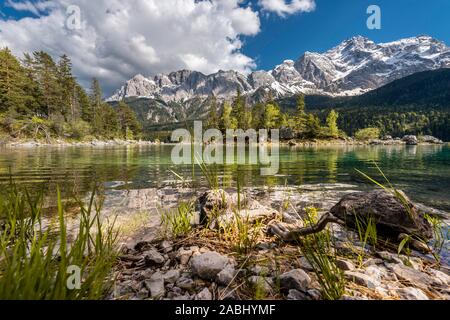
left=402, top=135, right=418, bottom=145
left=330, top=190, right=433, bottom=240
left=419, top=135, right=443, bottom=144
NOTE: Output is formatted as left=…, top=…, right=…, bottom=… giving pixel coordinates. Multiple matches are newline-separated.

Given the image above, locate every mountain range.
left=107, top=35, right=450, bottom=131
left=108, top=35, right=450, bottom=103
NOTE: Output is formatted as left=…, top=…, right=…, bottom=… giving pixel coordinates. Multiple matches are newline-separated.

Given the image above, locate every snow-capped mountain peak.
left=108, top=35, right=450, bottom=102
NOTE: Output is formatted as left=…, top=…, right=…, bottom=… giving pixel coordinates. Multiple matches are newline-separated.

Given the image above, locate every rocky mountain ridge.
left=108, top=35, right=450, bottom=102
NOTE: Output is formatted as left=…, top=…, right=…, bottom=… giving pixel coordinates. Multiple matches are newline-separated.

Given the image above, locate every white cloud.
left=0, top=0, right=261, bottom=95
left=259, top=0, right=316, bottom=17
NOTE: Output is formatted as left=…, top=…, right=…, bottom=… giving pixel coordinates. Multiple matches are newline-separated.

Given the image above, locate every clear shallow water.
left=0, top=144, right=449, bottom=212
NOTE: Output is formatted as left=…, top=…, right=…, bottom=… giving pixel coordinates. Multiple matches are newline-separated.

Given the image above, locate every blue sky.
left=1, top=0, right=449, bottom=94
left=242, top=0, right=450, bottom=70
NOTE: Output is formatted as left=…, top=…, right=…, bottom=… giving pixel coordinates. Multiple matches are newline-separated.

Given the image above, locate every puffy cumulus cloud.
left=0, top=0, right=260, bottom=95
left=259, top=0, right=316, bottom=17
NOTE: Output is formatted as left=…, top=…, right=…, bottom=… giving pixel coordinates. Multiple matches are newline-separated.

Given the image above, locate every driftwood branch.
left=268, top=212, right=344, bottom=241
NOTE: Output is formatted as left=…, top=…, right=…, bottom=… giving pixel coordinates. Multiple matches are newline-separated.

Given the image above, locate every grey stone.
left=336, top=259, right=355, bottom=271
left=196, top=288, right=213, bottom=300
left=387, top=263, right=442, bottom=290
left=397, top=287, right=429, bottom=300
left=191, top=252, right=229, bottom=280
left=428, top=269, right=450, bottom=286
left=159, top=240, right=173, bottom=253
left=163, top=269, right=180, bottom=284
left=307, top=289, right=322, bottom=300
left=216, top=265, right=236, bottom=286
left=176, top=277, right=195, bottom=291
left=377, top=251, right=404, bottom=264
left=298, top=257, right=314, bottom=271
left=279, top=269, right=311, bottom=291
left=176, top=247, right=193, bottom=265
left=403, top=135, right=418, bottom=145
left=287, top=289, right=308, bottom=300
left=363, top=258, right=384, bottom=266
left=145, top=272, right=165, bottom=299
left=344, top=271, right=380, bottom=289
left=144, top=248, right=165, bottom=267
left=419, top=135, right=443, bottom=144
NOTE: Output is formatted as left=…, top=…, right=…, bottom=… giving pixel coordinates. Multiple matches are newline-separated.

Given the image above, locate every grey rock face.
left=190, top=252, right=229, bottom=281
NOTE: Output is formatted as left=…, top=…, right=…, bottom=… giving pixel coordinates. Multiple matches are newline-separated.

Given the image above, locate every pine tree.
left=0, top=48, right=30, bottom=114
left=117, top=101, right=142, bottom=139
left=232, top=88, right=251, bottom=130
left=263, top=102, right=281, bottom=129
left=206, top=95, right=219, bottom=129
left=251, top=102, right=265, bottom=129
left=76, top=85, right=92, bottom=122
left=220, top=101, right=236, bottom=131
left=305, top=113, right=321, bottom=138
left=90, top=78, right=103, bottom=134
left=326, top=109, right=339, bottom=138
left=57, top=54, right=77, bottom=120
left=32, top=51, right=62, bottom=117
left=295, top=94, right=307, bottom=131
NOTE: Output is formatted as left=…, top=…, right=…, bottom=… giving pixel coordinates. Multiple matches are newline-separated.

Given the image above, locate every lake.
left=0, top=144, right=449, bottom=212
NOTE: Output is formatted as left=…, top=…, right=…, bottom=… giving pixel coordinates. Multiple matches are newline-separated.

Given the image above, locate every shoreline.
left=0, top=136, right=447, bottom=148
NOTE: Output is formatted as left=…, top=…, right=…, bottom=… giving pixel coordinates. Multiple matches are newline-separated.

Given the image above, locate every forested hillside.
left=277, top=69, right=450, bottom=140
left=0, top=48, right=141, bottom=141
